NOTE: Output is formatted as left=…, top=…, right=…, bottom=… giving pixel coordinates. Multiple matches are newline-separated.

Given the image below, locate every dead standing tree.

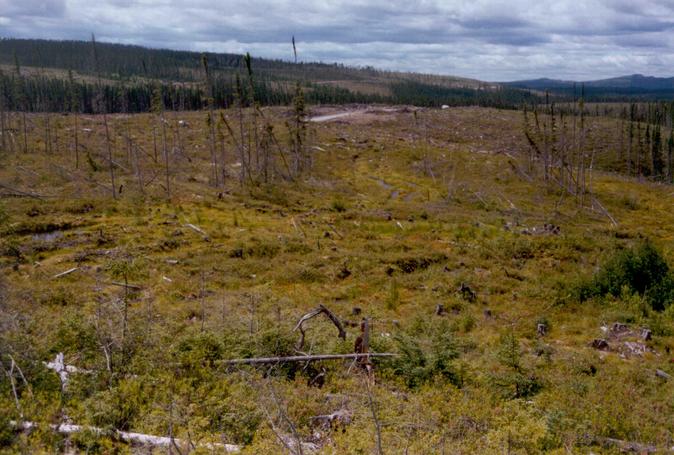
left=91, top=34, right=117, bottom=199
left=151, top=85, right=170, bottom=199
left=201, top=54, right=220, bottom=187
left=522, top=91, right=615, bottom=221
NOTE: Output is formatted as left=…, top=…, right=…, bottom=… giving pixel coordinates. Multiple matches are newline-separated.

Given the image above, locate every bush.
left=0, top=203, right=8, bottom=226
left=241, top=328, right=300, bottom=380
left=331, top=198, right=347, bottom=212
left=86, top=378, right=146, bottom=431
left=388, top=330, right=461, bottom=389
left=578, top=240, right=674, bottom=311
left=489, top=333, right=541, bottom=399
left=174, top=332, right=225, bottom=375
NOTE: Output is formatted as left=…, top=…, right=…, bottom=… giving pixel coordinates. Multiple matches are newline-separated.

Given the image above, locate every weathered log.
left=0, top=182, right=46, bottom=199
left=11, top=421, right=240, bottom=452
left=220, top=353, right=396, bottom=365
left=597, top=436, right=657, bottom=453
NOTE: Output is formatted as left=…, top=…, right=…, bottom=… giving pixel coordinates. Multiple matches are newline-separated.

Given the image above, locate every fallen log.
left=220, top=353, right=396, bottom=365
left=597, top=436, right=657, bottom=453
left=12, top=421, right=241, bottom=452
left=0, top=182, right=46, bottom=199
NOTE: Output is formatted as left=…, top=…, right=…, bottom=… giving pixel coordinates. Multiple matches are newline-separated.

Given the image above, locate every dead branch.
left=365, top=379, right=383, bottom=455
left=0, top=182, right=46, bottom=199
left=326, top=223, right=344, bottom=239
left=309, top=409, right=352, bottom=430
left=53, top=267, right=79, bottom=279
left=184, top=223, right=209, bottom=240
left=590, top=196, right=618, bottom=227
left=293, top=304, right=346, bottom=351
left=220, top=353, right=396, bottom=365
left=106, top=281, right=143, bottom=291
left=291, top=217, right=307, bottom=238
left=43, top=352, right=92, bottom=390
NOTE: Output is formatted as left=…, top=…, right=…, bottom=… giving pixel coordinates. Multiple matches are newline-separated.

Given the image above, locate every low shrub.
left=577, top=239, right=674, bottom=311
left=388, top=330, right=461, bottom=389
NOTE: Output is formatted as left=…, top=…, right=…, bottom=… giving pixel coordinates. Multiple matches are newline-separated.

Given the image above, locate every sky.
left=1, top=0, right=674, bottom=81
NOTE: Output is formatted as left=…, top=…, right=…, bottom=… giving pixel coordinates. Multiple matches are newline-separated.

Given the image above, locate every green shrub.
left=578, top=240, right=674, bottom=311
left=0, top=409, right=16, bottom=447
left=386, top=278, right=400, bottom=310
left=241, top=328, right=299, bottom=380
left=331, top=198, right=347, bottom=212
left=0, top=203, right=8, bottom=226
left=393, top=253, right=447, bottom=273
left=86, top=378, right=146, bottom=431
left=174, top=332, right=225, bottom=374
left=388, top=330, right=461, bottom=389
left=489, top=333, right=541, bottom=399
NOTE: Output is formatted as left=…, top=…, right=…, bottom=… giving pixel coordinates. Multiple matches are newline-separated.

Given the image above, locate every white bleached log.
left=12, top=421, right=241, bottom=452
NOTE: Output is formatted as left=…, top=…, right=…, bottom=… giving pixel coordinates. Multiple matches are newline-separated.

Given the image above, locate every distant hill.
left=505, top=74, right=674, bottom=100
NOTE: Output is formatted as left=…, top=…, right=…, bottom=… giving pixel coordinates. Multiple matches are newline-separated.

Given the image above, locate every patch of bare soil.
left=308, top=105, right=419, bottom=124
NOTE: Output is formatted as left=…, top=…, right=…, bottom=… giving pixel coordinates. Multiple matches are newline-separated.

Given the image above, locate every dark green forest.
left=0, top=38, right=537, bottom=112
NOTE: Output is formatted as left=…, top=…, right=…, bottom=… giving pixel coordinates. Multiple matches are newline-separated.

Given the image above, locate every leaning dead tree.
left=293, top=304, right=346, bottom=351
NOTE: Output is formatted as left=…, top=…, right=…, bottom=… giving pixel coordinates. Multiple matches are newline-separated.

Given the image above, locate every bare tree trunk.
left=200, top=270, right=206, bottom=332
left=238, top=101, right=247, bottom=186
left=125, top=119, right=132, bottom=165
left=161, top=116, right=170, bottom=200
left=220, top=120, right=227, bottom=186
left=627, top=121, right=633, bottom=175
left=73, top=113, right=79, bottom=169
left=122, top=275, right=129, bottom=351
left=0, top=99, right=6, bottom=154
left=132, top=143, right=144, bottom=196
left=44, top=114, right=52, bottom=154
left=103, top=113, right=116, bottom=199
left=22, top=112, right=28, bottom=153
left=365, top=379, right=384, bottom=455
left=208, top=110, right=218, bottom=186
left=152, top=125, right=158, bottom=163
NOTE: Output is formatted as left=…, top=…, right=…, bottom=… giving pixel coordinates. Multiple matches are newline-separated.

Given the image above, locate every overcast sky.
left=1, top=0, right=673, bottom=81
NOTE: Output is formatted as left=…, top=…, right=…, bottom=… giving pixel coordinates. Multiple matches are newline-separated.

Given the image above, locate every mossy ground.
left=0, top=106, right=673, bottom=453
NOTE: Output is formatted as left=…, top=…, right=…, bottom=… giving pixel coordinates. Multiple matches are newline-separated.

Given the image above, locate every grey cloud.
left=0, top=0, right=673, bottom=81
left=0, top=0, right=66, bottom=17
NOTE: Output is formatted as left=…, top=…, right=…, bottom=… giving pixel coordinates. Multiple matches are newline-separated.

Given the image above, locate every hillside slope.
left=0, top=38, right=536, bottom=112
